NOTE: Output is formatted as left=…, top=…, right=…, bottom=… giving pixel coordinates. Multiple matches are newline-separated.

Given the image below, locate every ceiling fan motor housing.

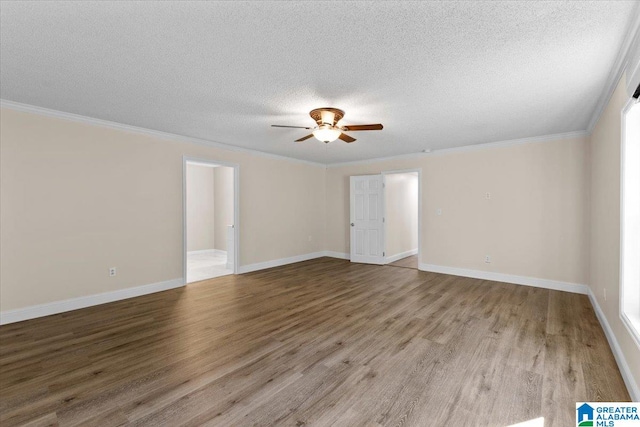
left=310, top=108, right=345, bottom=126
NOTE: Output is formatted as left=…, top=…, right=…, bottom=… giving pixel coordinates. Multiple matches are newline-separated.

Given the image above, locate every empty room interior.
left=1, top=2, right=640, bottom=426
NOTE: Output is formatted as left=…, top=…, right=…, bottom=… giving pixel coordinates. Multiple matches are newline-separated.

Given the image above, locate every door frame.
left=381, top=168, right=422, bottom=266
left=183, top=156, right=240, bottom=283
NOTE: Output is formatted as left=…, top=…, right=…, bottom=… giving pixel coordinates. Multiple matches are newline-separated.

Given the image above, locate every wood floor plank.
left=19, top=411, right=59, bottom=427
left=0, top=258, right=629, bottom=426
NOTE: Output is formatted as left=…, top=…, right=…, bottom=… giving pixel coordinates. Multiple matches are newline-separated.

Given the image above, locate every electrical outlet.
left=436, top=208, right=442, bottom=216
left=604, top=288, right=607, bottom=301
left=485, top=255, right=491, bottom=263
left=109, top=267, right=117, bottom=277
left=486, top=192, right=491, bottom=200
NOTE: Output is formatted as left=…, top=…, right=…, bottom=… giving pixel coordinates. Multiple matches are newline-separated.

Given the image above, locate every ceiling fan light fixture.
left=271, top=107, right=381, bottom=144
left=312, top=125, right=341, bottom=143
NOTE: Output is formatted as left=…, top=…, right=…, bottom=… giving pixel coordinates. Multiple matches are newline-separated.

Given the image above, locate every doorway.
left=349, top=169, right=421, bottom=268
left=183, top=158, right=239, bottom=284
left=383, top=171, right=419, bottom=269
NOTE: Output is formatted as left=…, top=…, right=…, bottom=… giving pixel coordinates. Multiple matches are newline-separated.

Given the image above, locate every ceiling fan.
left=271, top=108, right=383, bottom=143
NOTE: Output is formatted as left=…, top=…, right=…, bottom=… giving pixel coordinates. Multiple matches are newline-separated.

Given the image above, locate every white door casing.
left=183, top=156, right=240, bottom=283
left=350, top=174, right=385, bottom=264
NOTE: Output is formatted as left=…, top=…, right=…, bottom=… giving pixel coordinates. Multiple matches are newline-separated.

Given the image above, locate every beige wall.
left=0, top=107, right=591, bottom=312
left=0, top=108, right=326, bottom=311
left=1, top=93, right=637, bottom=393
left=384, top=173, right=418, bottom=258
left=186, top=164, right=215, bottom=252
left=213, top=166, right=234, bottom=252
left=589, top=73, right=640, bottom=389
left=326, top=135, right=590, bottom=285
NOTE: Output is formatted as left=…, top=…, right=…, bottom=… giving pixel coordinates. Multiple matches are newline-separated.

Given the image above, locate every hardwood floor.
left=387, top=255, right=418, bottom=269
left=0, top=258, right=629, bottom=426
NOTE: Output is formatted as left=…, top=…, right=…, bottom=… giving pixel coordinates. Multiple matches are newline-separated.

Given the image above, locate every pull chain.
left=325, top=139, right=328, bottom=163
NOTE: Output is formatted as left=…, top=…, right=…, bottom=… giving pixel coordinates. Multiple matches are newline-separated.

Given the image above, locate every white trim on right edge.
left=587, top=4, right=640, bottom=132
left=588, top=289, right=640, bottom=401
left=419, top=263, right=589, bottom=294
left=619, top=97, right=640, bottom=350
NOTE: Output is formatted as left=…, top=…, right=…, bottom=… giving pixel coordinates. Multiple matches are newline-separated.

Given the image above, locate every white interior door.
left=350, top=174, right=385, bottom=264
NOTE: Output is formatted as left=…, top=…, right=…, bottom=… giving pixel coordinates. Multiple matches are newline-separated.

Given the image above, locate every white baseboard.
left=587, top=289, right=640, bottom=401
left=238, top=250, right=355, bottom=274
left=0, top=278, right=184, bottom=325
left=187, top=249, right=226, bottom=256
left=236, top=249, right=422, bottom=273
left=419, top=263, right=589, bottom=295
left=324, top=251, right=350, bottom=260
left=238, top=252, right=329, bottom=274
left=2, top=252, right=343, bottom=324
left=385, top=249, right=418, bottom=264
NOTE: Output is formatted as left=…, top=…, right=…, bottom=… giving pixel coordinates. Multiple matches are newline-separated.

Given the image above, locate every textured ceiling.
left=1, top=1, right=638, bottom=164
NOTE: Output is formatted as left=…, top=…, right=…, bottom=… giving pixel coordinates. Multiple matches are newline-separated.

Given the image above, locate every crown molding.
left=325, top=130, right=589, bottom=168
left=0, top=99, right=326, bottom=168
left=2, top=99, right=589, bottom=170
left=325, top=150, right=431, bottom=169
left=430, top=130, right=589, bottom=156
left=586, top=3, right=640, bottom=132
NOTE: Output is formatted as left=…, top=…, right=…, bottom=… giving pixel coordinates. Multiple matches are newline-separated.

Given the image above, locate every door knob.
left=351, top=223, right=355, bottom=226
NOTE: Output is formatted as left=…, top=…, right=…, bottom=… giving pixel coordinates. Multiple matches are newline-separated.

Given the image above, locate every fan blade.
left=342, top=124, right=383, bottom=131
left=295, top=134, right=314, bottom=142
left=338, top=133, right=356, bottom=143
left=272, top=125, right=313, bottom=129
